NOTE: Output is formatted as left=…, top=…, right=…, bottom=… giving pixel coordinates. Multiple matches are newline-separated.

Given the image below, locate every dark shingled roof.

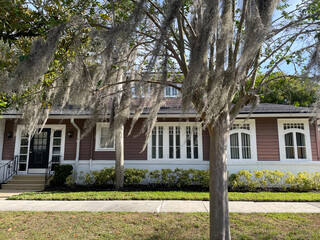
left=2, top=103, right=313, bottom=116
left=239, top=103, right=312, bottom=114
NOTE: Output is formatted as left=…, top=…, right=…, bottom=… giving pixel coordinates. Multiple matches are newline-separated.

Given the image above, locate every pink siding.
left=124, top=119, right=147, bottom=160
left=202, top=128, right=210, bottom=161
left=255, top=118, right=280, bottom=161
left=3, top=117, right=320, bottom=162
left=309, top=121, right=320, bottom=161
left=2, top=120, right=16, bottom=160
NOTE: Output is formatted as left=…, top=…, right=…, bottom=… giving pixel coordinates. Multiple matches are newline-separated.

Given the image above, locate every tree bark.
left=208, top=112, right=231, bottom=240
left=115, top=124, right=124, bottom=190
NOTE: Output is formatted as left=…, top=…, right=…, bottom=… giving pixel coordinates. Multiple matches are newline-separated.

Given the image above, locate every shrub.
left=192, top=169, right=209, bottom=188
left=149, top=169, right=177, bottom=186
left=50, top=164, right=73, bottom=187
left=65, top=171, right=76, bottom=187
left=228, top=170, right=320, bottom=192
left=148, top=168, right=209, bottom=188
left=85, top=167, right=115, bottom=186
left=124, top=168, right=149, bottom=185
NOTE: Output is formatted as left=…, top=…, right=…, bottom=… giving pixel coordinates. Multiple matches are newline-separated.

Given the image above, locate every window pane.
left=296, top=133, right=305, bottom=146
left=172, top=87, right=178, bottom=96
left=186, top=127, right=191, bottom=158
left=100, top=126, right=114, bottom=148
left=19, top=164, right=26, bottom=171
left=176, top=127, right=180, bottom=159
left=53, top=147, right=61, bottom=155
left=296, top=133, right=306, bottom=159
left=53, top=139, right=61, bottom=146
left=19, top=155, right=27, bottom=162
left=158, top=127, right=163, bottom=159
left=54, top=130, right=62, bottom=137
left=20, top=138, right=28, bottom=146
left=241, top=133, right=251, bottom=159
left=285, top=133, right=294, bottom=159
left=152, top=128, right=156, bottom=158
left=285, top=133, right=294, bottom=146
left=193, top=127, right=198, bottom=159
left=169, top=127, right=174, bottom=158
left=165, top=86, right=171, bottom=96
left=20, top=147, right=28, bottom=154
left=230, top=133, right=239, bottom=159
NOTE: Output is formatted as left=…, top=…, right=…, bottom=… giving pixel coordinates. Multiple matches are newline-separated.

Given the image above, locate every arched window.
left=228, top=120, right=257, bottom=161
left=278, top=120, right=312, bottom=161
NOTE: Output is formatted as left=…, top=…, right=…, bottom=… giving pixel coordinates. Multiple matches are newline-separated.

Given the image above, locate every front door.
left=28, top=129, right=51, bottom=169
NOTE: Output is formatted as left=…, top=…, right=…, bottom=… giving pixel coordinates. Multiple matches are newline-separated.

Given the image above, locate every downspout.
left=90, top=128, right=94, bottom=171
left=314, top=119, right=320, bottom=161
left=70, top=118, right=80, bottom=180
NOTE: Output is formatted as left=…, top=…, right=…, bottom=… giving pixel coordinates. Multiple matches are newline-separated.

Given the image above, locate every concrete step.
left=6, top=179, right=45, bottom=185
left=1, top=184, right=44, bottom=190
left=11, top=175, right=45, bottom=181
left=1, top=175, right=46, bottom=190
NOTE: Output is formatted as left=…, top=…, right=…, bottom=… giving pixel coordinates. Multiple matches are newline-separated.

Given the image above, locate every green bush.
left=124, top=168, right=149, bottom=185
left=76, top=167, right=320, bottom=192
left=50, top=164, right=73, bottom=187
left=192, top=169, right=210, bottom=188
left=84, top=167, right=115, bottom=186
left=148, top=168, right=209, bottom=188
left=149, top=169, right=177, bottom=186
left=228, top=170, right=320, bottom=192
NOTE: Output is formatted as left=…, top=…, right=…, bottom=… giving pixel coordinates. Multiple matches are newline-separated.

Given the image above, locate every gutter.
left=70, top=118, right=80, bottom=180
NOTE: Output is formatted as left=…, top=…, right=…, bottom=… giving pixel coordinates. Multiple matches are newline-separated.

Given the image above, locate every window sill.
left=95, top=148, right=115, bottom=152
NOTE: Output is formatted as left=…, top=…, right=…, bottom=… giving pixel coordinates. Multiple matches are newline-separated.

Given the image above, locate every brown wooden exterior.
left=2, top=117, right=320, bottom=162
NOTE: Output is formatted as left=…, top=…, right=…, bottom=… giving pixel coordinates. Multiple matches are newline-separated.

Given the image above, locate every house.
left=0, top=99, right=320, bottom=189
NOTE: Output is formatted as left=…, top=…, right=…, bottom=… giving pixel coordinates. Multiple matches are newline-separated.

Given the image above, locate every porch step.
left=1, top=184, right=45, bottom=190
left=1, top=175, right=45, bottom=191
left=11, top=175, right=45, bottom=181
left=6, top=179, right=45, bottom=185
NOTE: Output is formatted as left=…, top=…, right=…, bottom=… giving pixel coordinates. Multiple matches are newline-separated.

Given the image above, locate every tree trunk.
left=208, top=112, right=231, bottom=240
left=115, top=124, right=124, bottom=190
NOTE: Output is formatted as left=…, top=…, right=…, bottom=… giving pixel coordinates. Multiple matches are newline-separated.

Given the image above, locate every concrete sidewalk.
left=0, top=200, right=319, bottom=213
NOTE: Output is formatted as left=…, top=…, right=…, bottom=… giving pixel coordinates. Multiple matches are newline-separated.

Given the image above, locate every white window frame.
left=147, top=122, right=203, bottom=161
left=227, top=119, right=257, bottom=161
left=164, top=85, right=179, bottom=97
left=277, top=119, right=312, bottom=161
left=95, top=122, right=115, bottom=151
left=14, top=125, right=66, bottom=173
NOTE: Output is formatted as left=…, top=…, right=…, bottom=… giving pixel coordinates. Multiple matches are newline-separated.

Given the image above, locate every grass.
left=0, top=212, right=319, bottom=239
left=8, top=191, right=320, bottom=202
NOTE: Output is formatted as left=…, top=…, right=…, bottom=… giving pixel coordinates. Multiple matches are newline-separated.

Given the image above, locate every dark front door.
left=29, top=129, right=51, bottom=169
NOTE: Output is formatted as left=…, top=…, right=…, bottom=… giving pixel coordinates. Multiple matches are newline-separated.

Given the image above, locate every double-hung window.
left=164, top=85, right=178, bottom=97
left=228, top=119, right=257, bottom=161
left=278, top=119, right=312, bottom=160
left=149, top=123, right=202, bottom=160
left=95, top=123, right=115, bottom=151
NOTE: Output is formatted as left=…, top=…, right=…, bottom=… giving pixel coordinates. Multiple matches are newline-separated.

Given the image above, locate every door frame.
left=14, top=125, right=66, bottom=174
left=28, top=128, right=51, bottom=169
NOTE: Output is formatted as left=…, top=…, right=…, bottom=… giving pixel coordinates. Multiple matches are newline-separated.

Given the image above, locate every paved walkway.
left=0, top=190, right=319, bottom=213
left=0, top=190, right=36, bottom=200
left=0, top=200, right=319, bottom=213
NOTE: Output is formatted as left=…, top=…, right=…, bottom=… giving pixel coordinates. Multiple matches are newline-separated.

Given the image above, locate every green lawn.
left=8, top=191, right=320, bottom=201
left=0, top=212, right=319, bottom=239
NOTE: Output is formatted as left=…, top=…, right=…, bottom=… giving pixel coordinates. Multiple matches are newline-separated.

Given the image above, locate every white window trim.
left=227, top=119, right=258, bottom=162
left=14, top=125, right=66, bottom=173
left=164, top=85, right=179, bottom=98
left=277, top=119, right=312, bottom=161
left=95, top=122, right=115, bottom=151
left=147, top=122, right=203, bottom=161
